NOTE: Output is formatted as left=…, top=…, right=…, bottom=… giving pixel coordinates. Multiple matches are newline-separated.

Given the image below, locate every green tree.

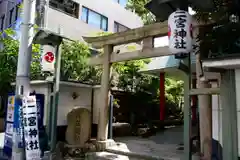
left=126, top=0, right=155, bottom=25
left=0, top=29, right=42, bottom=93
left=61, top=40, right=102, bottom=84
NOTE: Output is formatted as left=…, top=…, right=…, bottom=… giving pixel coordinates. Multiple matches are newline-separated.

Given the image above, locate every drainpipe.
left=159, top=72, right=165, bottom=121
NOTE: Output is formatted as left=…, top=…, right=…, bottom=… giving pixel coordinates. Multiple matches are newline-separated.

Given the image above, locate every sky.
left=154, top=7, right=196, bottom=47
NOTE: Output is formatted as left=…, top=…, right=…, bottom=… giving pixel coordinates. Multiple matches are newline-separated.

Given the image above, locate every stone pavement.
left=112, top=126, right=184, bottom=160
left=87, top=126, right=186, bottom=160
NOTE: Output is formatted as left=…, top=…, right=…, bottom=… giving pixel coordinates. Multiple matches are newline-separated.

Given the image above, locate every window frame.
left=49, top=0, right=79, bottom=18
left=114, top=21, right=129, bottom=32
left=15, top=4, right=20, bottom=21
left=9, top=8, right=14, bottom=26
left=81, top=6, right=108, bottom=31
left=0, top=14, right=5, bottom=31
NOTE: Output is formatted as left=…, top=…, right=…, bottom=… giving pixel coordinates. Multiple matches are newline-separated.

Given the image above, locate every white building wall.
left=58, top=85, right=92, bottom=125
left=46, top=0, right=143, bottom=40
left=28, top=81, right=101, bottom=127
left=211, top=82, right=222, bottom=145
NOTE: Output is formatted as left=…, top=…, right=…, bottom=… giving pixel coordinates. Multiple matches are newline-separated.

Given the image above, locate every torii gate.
left=83, top=21, right=218, bottom=159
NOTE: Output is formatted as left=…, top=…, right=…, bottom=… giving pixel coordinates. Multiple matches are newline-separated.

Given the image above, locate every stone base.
left=86, top=152, right=134, bottom=160
left=96, top=139, right=116, bottom=151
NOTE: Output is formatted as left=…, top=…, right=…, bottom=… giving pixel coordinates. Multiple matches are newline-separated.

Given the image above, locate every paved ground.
left=112, top=126, right=184, bottom=160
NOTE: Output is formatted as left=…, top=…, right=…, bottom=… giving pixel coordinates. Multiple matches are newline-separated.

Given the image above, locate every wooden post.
left=159, top=72, right=165, bottom=121
left=196, top=53, right=212, bottom=159
left=97, top=45, right=113, bottom=141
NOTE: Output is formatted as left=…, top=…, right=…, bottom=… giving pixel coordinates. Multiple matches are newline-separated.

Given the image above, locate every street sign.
left=41, top=45, right=56, bottom=72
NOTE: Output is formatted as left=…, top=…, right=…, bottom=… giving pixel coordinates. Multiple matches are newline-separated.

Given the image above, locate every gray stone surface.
left=112, top=126, right=184, bottom=160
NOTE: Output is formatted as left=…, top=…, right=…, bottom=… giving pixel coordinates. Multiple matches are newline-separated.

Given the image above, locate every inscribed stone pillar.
left=65, top=107, right=91, bottom=146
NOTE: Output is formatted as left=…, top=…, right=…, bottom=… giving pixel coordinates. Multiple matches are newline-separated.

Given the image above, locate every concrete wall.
left=28, top=81, right=101, bottom=127
left=235, top=69, right=240, bottom=155
left=212, top=69, right=240, bottom=156
left=46, top=0, right=143, bottom=40
left=211, top=82, right=222, bottom=146
left=58, top=85, right=92, bottom=125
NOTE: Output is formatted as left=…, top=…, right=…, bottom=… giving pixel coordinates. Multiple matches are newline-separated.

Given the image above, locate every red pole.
left=192, top=78, right=197, bottom=122
left=159, top=72, right=165, bottom=121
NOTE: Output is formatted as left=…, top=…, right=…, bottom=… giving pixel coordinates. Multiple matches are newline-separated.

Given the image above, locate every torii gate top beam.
left=83, top=21, right=167, bottom=49
left=83, top=19, right=204, bottom=49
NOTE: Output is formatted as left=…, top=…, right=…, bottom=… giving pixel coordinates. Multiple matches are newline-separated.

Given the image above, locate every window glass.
left=81, top=7, right=88, bottom=22
left=114, top=22, right=118, bottom=32
left=81, top=7, right=108, bottom=31
left=119, top=0, right=127, bottom=7
left=101, top=17, right=108, bottom=31
left=114, top=22, right=128, bottom=32
left=88, top=10, right=101, bottom=28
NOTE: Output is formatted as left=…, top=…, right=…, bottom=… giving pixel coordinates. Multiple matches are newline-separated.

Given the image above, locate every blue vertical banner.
left=3, top=94, right=45, bottom=158
left=3, top=95, right=15, bottom=157
left=11, top=96, right=25, bottom=159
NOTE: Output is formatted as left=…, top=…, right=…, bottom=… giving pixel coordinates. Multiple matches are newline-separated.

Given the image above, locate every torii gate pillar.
left=97, top=45, right=113, bottom=149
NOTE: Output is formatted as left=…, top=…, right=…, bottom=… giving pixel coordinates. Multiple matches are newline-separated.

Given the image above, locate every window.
left=49, top=0, right=79, bottom=18
left=81, top=7, right=108, bottom=31
left=15, top=4, right=20, bottom=21
left=0, top=15, right=5, bottom=31
left=114, top=0, right=127, bottom=7
left=9, top=8, right=14, bottom=26
left=114, top=22, right=129, bottom=32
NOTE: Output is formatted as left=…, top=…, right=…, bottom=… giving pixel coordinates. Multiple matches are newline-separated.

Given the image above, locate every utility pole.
left=12, top=0, right=36, bottom=159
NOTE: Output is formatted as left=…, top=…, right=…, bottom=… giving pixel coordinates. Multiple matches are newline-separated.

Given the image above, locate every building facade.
left=0, top=0, right=143, bottom=40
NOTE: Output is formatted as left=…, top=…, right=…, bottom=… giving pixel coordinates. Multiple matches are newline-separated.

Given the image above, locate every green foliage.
left=126, top=0, right=155, bottom=25
left=165, top=78, right=183, bottom=105
left=0, top=29, right=42, bottom=93
left=61, top=41, right=90, bottom=80
left=60, top=40, right=102, bottom=84
left=0, top=29, right=18, bottom=94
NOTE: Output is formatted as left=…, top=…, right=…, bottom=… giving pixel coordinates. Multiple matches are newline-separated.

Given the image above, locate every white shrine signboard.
left=168, top=9, right=193, bottom=58
left=22, top=96, right=41, bottom=160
